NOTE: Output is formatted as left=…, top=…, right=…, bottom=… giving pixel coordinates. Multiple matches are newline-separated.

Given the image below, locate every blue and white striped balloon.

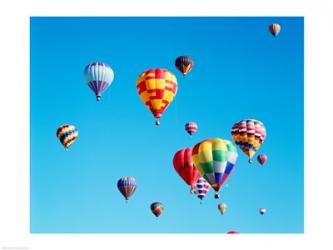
left=84, top=62, right=114, bottom=101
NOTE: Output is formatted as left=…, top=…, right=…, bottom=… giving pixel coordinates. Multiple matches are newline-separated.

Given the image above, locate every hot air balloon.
left=150, top=202, right=164, bottom=218
left=185, top=122, right=198, bottom=135
left=136, top=68, right=178, bottom=125
left=257, top=154, right=268, bottom=165
left=175, top=55, right=194, bottom=76
left=173, top=147, right=201, bottom=193
left=269, top=23, right=281, bottom=37
left=218, top=203, right=227, bottom=215
left=192, top=138, right=238, bottom=199
left=259, top=208, right=267, bottom=215
left=194, top=177, right=210, bottom=204
left=56, top=124, right=78, bottom=150
left=231, top=119, right=266, bottom=164
left=117, top=177, right=137, bottom=201
left=84, top=62, right=114, bottom=101
left=227, top=231, right=239, bottom=234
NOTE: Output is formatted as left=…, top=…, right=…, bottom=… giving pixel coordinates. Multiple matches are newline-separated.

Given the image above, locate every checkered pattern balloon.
left=136, top=68, right=178, bottom=125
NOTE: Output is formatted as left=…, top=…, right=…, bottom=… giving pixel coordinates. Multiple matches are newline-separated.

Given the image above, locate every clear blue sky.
left=30, top=17, right=303, bottom=233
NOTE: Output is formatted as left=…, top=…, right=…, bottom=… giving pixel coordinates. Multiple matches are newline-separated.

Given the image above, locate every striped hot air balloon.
left=194, top=177, right=210, bottom=203
left=84, top=62, right=114, bottom=101
left=185, top=122, right=198, bottom=135
left=269, top=23, right=281, bottom=37
left=231, top=119, right=266, bottom=164
left=56, top=124, right=78, bottom=150
left=136, top=68, right=178, bottom=125
left=192, top=138, right=238, bottom=199
left=175, top=55, right=194, bottom=76
left=117, top=177, right=137, bottom=201
left=150, top=202, right=164, bottom=218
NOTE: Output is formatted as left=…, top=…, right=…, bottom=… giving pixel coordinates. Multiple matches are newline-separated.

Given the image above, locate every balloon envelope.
left=56, top=124, right=78, bottom=149
left=175, top=55, right=194, bottom=76
left=257, top=154, right=268, bottom=165
left=231, top=119, right=266, bottom=163
left=150, top=202, right=164, bottom=217
left=259, top=208, right=267, bottom=215
left=84, top=62, right=114, bottom=101
left=269, top=23, right=281, bottom=37
left=194, top=177, right=210, bottom=201
left=218, top=203, right=227, bottom=215
left=173, top=147, right=201, bottom=192
left=136, top=68, right=178, bottom=125
left=117, top=177, right=137, bottom=201
left=192, top=138, right=238, bottom=197
left=185, top=122, right=198, bottom=135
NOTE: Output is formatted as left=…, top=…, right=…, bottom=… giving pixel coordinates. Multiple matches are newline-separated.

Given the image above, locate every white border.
left=1, top=0, right=332, bottom=249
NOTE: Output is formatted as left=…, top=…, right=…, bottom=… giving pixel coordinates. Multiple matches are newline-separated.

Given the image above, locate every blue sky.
left=30, top=17, right=303, bottom=233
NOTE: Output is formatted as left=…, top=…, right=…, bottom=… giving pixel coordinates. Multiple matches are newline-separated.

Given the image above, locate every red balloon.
left=227, top=231, right=240, bottom=234
left=173, top=147, right=201, bottom=192
left=257, top=154, right=268, bottom=165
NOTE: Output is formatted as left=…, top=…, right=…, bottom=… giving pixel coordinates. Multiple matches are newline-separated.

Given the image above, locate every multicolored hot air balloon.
left=173, top=147, right=201, bottom=193
left=259, top=208, right=267, bottom=215
left=269, top=23, right=281, bottom=37
left=117, top=177, right=137, bottom=201
left=136, top=68, right=178, bottom=125
left=56, top=124, right=78, bottom=150
left=185, top=122, right=198, bottom=135
left=257, top=154, right=268, bottom=165
left=218, top=203, right=227, bottom=215
left=192, top=138, right=238, bottom=199
left=175, top=55, right=194, bottom=76
left=150, top=202, right=164, bottom=218
left=231, top=119, right=266, bottom=164
left=194, top=177, right=210, bottom=203
left=84, top=62, right=114, bottom=101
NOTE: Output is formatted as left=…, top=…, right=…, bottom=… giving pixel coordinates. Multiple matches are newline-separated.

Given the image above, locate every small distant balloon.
left=117, top=177, right=137, bottom=201
left=194, top=177, right=210, bottom=203
left=257, top=154, right=268, bottom=165
left=269, top=23, right=281, bottom=37
left=185, top=122, right=198, bottom=135
left=227, top=231, right=240, bottom=234
left=56, top=124, right=78, bottom=150
left=84, top=62, right=114, bottom=101
left=151, top=202, right=164, bottom=217
left=259, top=208, right=267, bottom=215
left=175, top=55, right=194, bottom=76
left=218, top=203, right=227, bottom=215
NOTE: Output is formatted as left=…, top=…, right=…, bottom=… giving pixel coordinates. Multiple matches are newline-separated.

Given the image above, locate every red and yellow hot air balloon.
left=136, top=68, right=178, bottom=125
left=231, top=119, right=266, bottom=163
left=173, top=147, right=201, bottom=193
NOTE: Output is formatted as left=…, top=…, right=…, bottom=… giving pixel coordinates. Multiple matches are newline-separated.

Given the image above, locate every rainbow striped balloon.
left=136, top=68, right=178, bottom=125
left=117, top=177, right=137, bottom=201
left=192, top=138, right=238, bottom=198
left=56, top=124, right=78, bottom=150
